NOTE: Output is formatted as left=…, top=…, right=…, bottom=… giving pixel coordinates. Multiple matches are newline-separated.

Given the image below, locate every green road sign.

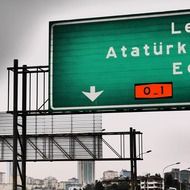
left=49, top=10, right=190, bottom=113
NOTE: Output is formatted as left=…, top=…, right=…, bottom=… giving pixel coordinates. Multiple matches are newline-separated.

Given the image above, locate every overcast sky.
left=1, top=0, right=190, bottom=182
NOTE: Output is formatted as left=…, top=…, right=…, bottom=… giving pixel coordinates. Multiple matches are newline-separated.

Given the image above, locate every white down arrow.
left=82, top=86, right=104, bottom=102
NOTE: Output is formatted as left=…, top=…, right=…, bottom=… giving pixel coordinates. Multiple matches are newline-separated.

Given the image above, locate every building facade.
left=139, top=174, right=163, bottom=190
left=171, top=169, right=180, bottom=181
left=61, top=178, right=81, bottom=190
left=0, top=172, right=5, bottom=184
left=77, top=161, right=95, bottom=185
left=180, top=170, right=190, bottom=183
left=165, top=168, right=190, bottom=190
left=103, top=170, right=118, bottom=181
left=120, top=169, right=131, bottom=179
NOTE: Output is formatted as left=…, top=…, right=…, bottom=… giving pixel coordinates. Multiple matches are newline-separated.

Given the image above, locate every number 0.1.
left=135, top=83, right=173, bottom=99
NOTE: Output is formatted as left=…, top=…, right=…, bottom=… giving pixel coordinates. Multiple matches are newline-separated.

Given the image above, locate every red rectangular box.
left=135, top=83, right=173, bottom=99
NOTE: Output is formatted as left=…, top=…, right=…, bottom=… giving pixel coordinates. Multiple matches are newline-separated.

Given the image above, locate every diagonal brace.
left=102, top=137, right=122, bottom=158
left=27, top=138, right=47, bottom=160
left=51, top=138, right=73, bottom=160
left=73, top=136, right=96, bottom=159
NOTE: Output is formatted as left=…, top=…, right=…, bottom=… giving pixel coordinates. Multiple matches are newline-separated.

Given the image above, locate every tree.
left=94, top=180, right=104, bottom=190
left=108, top=183, right=118, bottom=190
left=165, top=173, right=174, bottom=189
left=165, top=173, right=180, bottom=190
left=83, top=184, right=94, bottom=190
left=118, top=181, right=130, bottom=190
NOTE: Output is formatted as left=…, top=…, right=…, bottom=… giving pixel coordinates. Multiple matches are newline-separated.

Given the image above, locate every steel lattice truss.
left=0, top=113, right=142, bottom=161
left=6, top=62, right=143, bottom=190
left=0, top=112, right=143, bottom=162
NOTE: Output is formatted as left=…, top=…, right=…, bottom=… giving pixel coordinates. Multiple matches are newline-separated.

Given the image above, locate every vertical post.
left=7, top=70, right=10, bottom=111
left=93, top=114, right=96, bottom=159
left=133, top=129, right=137, bottom=190
left=130, top=127, right=134, bottom=190
left=22, top=65, right=27, bottom=190
left=69, top=115, right=75, bottom=159
left=13, top=59, right=18, bottom=190
left=130, top=128, right=137, bottom=190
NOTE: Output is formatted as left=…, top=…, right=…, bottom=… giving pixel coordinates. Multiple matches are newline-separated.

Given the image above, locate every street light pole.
left=137, top=150, right=152, bottom=159
left=162, top=162, right=181, bottom=190
left=137, top=150, right=152, bottom=190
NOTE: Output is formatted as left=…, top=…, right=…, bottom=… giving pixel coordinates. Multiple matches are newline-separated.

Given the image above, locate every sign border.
left=49, top=9, right=190, bottom=112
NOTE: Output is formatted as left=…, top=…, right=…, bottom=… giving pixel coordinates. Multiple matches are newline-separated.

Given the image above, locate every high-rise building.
left=77, top=161, right=95, bottom=185
left=0, top=172, right=5, bottom=184
left=7, top=162, right=12, bottom=184
left=6, top=162, right=22, bottom=185
left=77, top=114, right=101, bottom=186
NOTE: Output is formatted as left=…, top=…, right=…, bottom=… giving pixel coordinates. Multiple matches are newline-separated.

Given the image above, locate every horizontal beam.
left=7, top=65, right=49, bottom=71
left=0, top=158, right=143, bottom=162
left=7, top=105, right=190, bottom=116
left=0, top=131, right=142, bottom=138
left=0, top=131, right=143, bottom=162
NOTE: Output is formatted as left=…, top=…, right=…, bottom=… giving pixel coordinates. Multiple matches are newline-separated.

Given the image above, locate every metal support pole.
left=130, top=127, right=135, bottom=190
left=133, top=129, right=137, bottom=190
left=13, top=59, right=18, bottom=190
left=130, top=128, right=137, bottom=190
left=22, top=65, right=27, bottom=190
